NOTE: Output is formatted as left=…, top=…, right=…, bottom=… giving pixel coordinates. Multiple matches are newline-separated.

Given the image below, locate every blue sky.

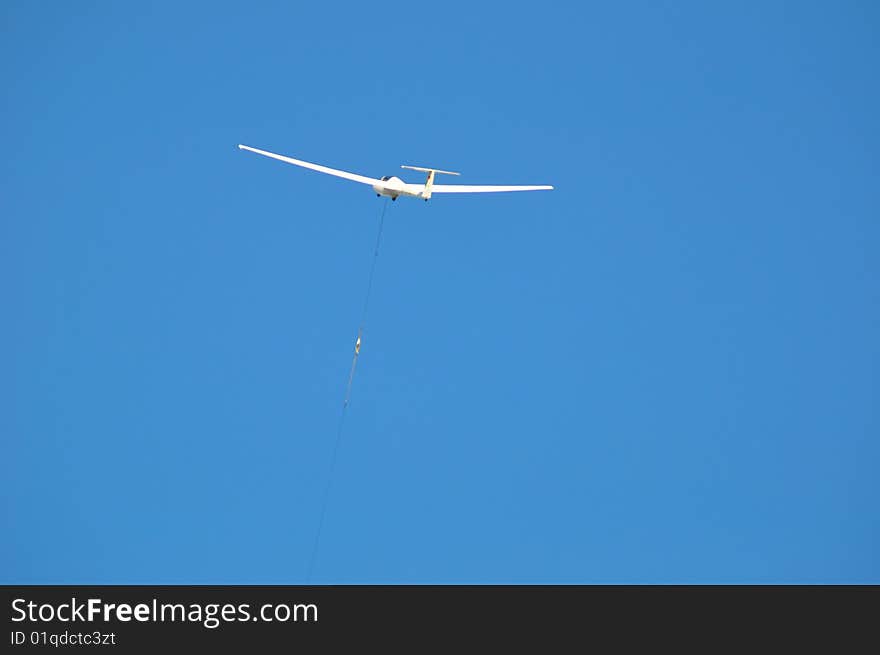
left=2, top=1, right=877, bottom=583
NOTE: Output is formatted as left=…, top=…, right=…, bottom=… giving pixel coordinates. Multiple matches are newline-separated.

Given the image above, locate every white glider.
left=238, top=144, right=553, bottom=201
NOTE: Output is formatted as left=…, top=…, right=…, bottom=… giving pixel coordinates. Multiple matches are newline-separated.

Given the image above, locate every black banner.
left=2, top=586, right=873, bottom=651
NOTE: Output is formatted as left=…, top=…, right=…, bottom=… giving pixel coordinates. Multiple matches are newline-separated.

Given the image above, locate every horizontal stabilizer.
left=401, top=165, right=460, bottom=176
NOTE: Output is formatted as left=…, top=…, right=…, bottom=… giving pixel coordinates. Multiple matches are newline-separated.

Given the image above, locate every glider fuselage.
left=372, top=176, right=423, bottom=201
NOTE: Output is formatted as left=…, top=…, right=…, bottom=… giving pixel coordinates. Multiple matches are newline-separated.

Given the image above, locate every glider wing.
left=238, top=144, right=380, bottom=186
left=428, top=184, right=554, bottom=193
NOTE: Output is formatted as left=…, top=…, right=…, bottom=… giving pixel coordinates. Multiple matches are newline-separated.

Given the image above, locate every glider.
left=238, top=144, right=554, bottom=201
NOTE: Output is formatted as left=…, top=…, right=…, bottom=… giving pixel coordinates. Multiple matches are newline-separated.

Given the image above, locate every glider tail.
left=401, top=165, right=460, bottom=201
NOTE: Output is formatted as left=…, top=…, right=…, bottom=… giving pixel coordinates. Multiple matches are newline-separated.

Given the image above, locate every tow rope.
left=307, top=198, right=390, bottom=580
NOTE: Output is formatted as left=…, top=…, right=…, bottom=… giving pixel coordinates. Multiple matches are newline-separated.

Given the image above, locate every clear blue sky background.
left=3, top=2, right=877, bottom=583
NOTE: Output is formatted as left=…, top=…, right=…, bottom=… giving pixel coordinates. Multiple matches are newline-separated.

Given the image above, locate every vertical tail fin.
left=423, top=170, right=436, bottom=200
